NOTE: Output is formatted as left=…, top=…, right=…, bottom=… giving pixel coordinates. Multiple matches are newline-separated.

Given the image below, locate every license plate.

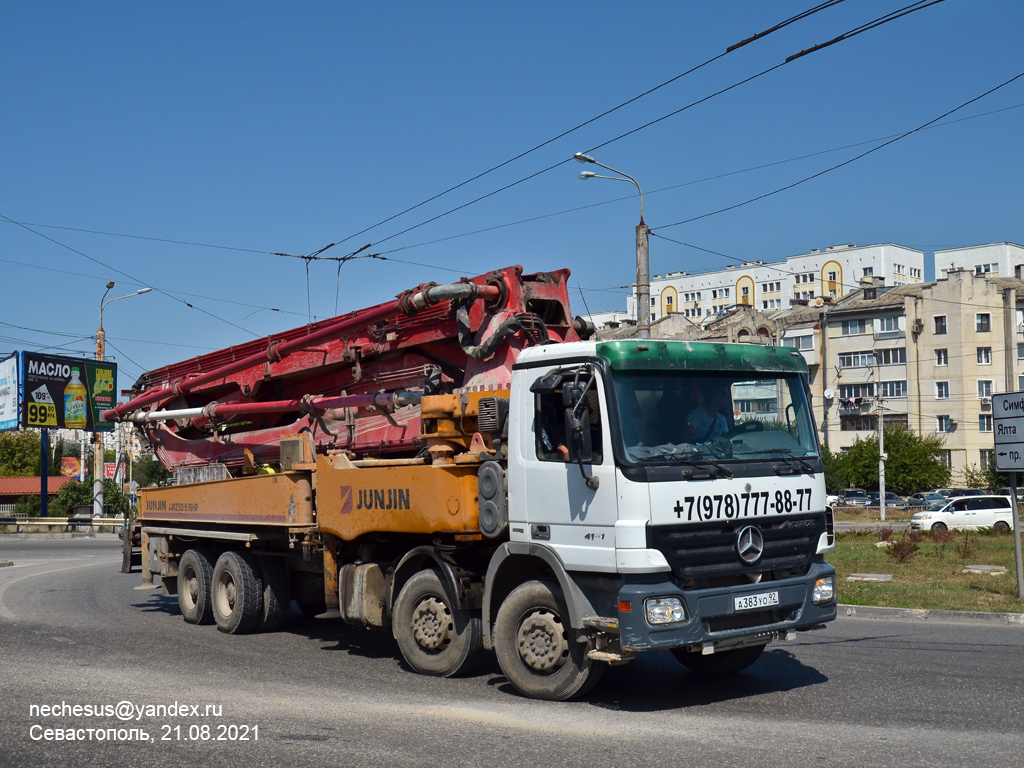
left=734, top=591, right=779, bottom=612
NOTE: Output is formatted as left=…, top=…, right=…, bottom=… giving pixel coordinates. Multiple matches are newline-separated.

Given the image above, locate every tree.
left=821, top=446, right=849, bottom=494
left=132, top=454, right=172, bottom=488
left=841, top=424, right=950, bottom=496
left=49, top=478, right=129, bottom=517
left=0, top=430, right=42, bottom=476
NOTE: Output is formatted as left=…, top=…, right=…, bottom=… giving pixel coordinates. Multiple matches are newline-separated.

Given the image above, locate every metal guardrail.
left=0, top=516, right=126, bottom=533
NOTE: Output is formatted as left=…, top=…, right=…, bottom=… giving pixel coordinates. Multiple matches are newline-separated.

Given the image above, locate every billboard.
left=61, top=456, right=87, bottom=482
left=20, top=352, right=116, bottom=432
left=0, top=355, right=18, bottom=432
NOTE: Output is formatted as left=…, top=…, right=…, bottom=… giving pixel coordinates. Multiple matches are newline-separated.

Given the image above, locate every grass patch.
left=833, top=505, right=914, bottom=524
left=828, top=529, right=1024, bottom=613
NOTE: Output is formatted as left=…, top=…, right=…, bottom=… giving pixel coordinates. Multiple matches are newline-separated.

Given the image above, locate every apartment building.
left=642, top=243, right=924, bottom=323
left=935, top=242, right=1023, bottom=280
left=819, top=270, right=1024, bottom=477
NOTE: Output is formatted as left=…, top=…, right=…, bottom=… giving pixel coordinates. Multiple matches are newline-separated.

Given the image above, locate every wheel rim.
left=183, top=565, right=199, bottom=610
left=516, top=608, right=569, bottom=674
left=411, top=597, right=453, bottom=652
left=214, top=572, right=236, bottom=616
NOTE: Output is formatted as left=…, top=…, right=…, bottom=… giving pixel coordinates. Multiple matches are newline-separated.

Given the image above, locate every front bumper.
left=615, top=560, right=837, bottom=652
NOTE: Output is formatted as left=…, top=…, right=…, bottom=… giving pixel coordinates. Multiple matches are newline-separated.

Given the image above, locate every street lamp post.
left=574, top=153, right=650, bottom=339
left=94, top=283, right=151, bottom=518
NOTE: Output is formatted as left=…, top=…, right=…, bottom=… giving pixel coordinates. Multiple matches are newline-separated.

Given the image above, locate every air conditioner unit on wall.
left=980, top=397, right=991, bottom=405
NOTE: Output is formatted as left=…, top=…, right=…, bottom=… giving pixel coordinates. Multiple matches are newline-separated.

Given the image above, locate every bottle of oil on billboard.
left=64, top=367, right=88, bottom=429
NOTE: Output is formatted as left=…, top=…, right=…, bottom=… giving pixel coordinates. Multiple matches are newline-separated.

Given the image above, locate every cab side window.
left=534, top=388, right=603, bottom=465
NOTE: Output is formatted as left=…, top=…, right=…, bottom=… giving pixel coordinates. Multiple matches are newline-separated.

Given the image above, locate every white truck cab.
left=482, top=339, right=837, bottom=698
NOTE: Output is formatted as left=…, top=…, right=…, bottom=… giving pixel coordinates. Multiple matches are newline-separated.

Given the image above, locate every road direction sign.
left=993, top=392, right=1024, bottom=471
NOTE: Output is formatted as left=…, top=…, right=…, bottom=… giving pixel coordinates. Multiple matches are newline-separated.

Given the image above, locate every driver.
left=687, top=383, right=730, bottom=442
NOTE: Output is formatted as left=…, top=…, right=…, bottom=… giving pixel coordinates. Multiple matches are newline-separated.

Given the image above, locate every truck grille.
left=648, top=514, right=825, bottom=585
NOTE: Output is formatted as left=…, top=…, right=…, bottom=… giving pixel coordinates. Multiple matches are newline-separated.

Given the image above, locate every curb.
left=839, top=603, right=1024, bottom=626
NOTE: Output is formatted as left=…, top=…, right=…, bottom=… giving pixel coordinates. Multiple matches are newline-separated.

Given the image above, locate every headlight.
left=645, top=597, right=687, bottom=625
left=812, top=576, right=835, bottom=604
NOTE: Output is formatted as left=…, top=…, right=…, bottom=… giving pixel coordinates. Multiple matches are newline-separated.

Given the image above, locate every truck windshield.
left=610, top=370, right=819, bottom=465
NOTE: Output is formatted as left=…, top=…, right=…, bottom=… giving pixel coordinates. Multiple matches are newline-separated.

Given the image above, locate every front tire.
left=393, top=570, right=482, bottom=677
left=931, top=522, right=948, bottom=532
left=177, top=549, right=214, bottom=625
left=671, top=644, right=765, bottom=676
left=494, top=580, right=605, bottom=701
left=211, top=551, right=263, bottom=634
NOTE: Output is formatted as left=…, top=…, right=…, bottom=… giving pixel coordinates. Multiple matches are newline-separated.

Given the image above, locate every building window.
left=977, top=347, right=991, bottom=365
left=863, top=267, right=873, bottom=276
left=840, top=415, right=877, bottom=431
left=841, top=319, right=868, bottom=335
left=976, top=313, right=991, bottom=332
left=935, top=349, right=948, bottom=366
left=828, top=271, right=837, bottom=281
left=980, top=449, right=994, bottom=467
left=934, top=316, right=947, bottom=335
left=665, top=296, right=673, bottom=306
left=939, top=450, right=952, bottom=468
left=878, top=348, right=906, bottom=365
left=979, top=414, right=993, bottom=432
left=877, top=317, right=898, bottom=333
left=650, top=298, right=656, bottom=307
left=936, top=415, right=951, bottom=433
left=880, top=381, right=907, bottom=398
left=978, top=380, right=993, bottom=398
left=935, top=382, right=949, bottom=399
left=839, top=351, right=874, bottom=368
left=1018, top=343, right=1024, bottom=360
left=839, top=383, right=875, bottom=399
left=783, top=336, right=813, bottom=351
left=975, top=263, right=998, bottom=275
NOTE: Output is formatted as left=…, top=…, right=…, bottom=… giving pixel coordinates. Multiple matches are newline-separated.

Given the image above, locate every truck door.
left=519, top=366, right=619, bottom=572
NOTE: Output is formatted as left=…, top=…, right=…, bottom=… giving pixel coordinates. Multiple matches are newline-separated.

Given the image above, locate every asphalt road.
left=2, top=535, right=1022, bottom=768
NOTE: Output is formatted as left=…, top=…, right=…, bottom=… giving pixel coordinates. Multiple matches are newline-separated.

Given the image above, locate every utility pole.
left=875, top=351, right=886, bottom=523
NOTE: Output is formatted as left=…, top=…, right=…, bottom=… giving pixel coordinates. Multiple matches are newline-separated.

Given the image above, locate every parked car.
left=868, top=491, right=908, bottom=508
left=906, top=492, right=947, bottom=508
left=909, top=495, right=1015, bottom=532
left=839, top=488, right=871, bottom=507
left=826, top=494, right=841, bottom=507
left=932, top=488, right=986, bottom=498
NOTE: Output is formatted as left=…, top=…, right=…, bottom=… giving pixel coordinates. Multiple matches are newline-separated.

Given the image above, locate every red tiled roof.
left=0, top=476, right=75, bottom=496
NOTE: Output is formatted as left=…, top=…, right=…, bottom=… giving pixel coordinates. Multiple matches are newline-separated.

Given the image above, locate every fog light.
left=812, top=576, right=835, bottom=604
left=645, top=597, right=686, bottom=625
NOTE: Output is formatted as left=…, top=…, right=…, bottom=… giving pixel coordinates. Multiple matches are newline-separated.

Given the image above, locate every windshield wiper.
left=679, top=457, right=733, bottom=479
left=741, top=448, right=816, bottom=474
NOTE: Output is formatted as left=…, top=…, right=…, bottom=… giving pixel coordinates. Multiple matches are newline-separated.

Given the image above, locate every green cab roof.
left=596, top=340, right=809, bottom=374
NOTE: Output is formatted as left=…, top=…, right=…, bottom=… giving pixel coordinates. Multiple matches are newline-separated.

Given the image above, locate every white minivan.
left=909, top=495, right=1015, bottom=532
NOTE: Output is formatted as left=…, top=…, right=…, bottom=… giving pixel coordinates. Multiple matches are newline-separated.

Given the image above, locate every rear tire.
left=494, top=580, right=605, bottom=701
left=993, top=521, right=1010, bottom=533
left=671, top=644, right=765, bottom=676
left=931, top=522, right=948, bottom=532
left=211, top=551, right=263, bottom=634
left=256, top=555, right=289, bottom=632
left=393, top=570, right=482, bottom=677
left=177, top=549, right=214, bottom=625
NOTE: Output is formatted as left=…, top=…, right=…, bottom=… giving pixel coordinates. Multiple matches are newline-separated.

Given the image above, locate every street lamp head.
left=136, top=288, right=153, bottom=295
left=578, top=171, right=598, bottom=180
left=574, top=152, right=596, bottom=164
left=105, top=281, right=115, bottom=289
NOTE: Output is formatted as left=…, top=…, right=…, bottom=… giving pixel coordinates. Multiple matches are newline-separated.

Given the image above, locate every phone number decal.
left=674, top=489, right=813, bottom=521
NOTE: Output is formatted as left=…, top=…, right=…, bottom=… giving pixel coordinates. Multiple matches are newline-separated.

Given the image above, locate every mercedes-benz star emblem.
left=736, top=525, right=764, bottom=565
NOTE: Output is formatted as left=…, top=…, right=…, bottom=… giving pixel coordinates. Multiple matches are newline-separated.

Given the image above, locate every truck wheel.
left=671, top=644, right=765, bottom=676
left=211, top=551, right=264, bottom=634
left=494, top=580, right=605, bottom=701
left=177, top=549, right=215, bottom=625
left=393, top=569, right=482, bottom=677
left=256, top=555, right=289, bottom=632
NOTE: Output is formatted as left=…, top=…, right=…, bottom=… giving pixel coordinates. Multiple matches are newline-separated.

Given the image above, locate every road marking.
left=0, top=557, right=120, bottom=620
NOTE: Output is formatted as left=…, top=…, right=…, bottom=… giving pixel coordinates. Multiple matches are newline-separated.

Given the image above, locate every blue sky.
left=2, top=1, right=1022, bottom=388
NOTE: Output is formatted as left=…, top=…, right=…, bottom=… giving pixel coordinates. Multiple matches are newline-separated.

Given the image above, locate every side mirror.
left=565, top=407, right=593, bottom=463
